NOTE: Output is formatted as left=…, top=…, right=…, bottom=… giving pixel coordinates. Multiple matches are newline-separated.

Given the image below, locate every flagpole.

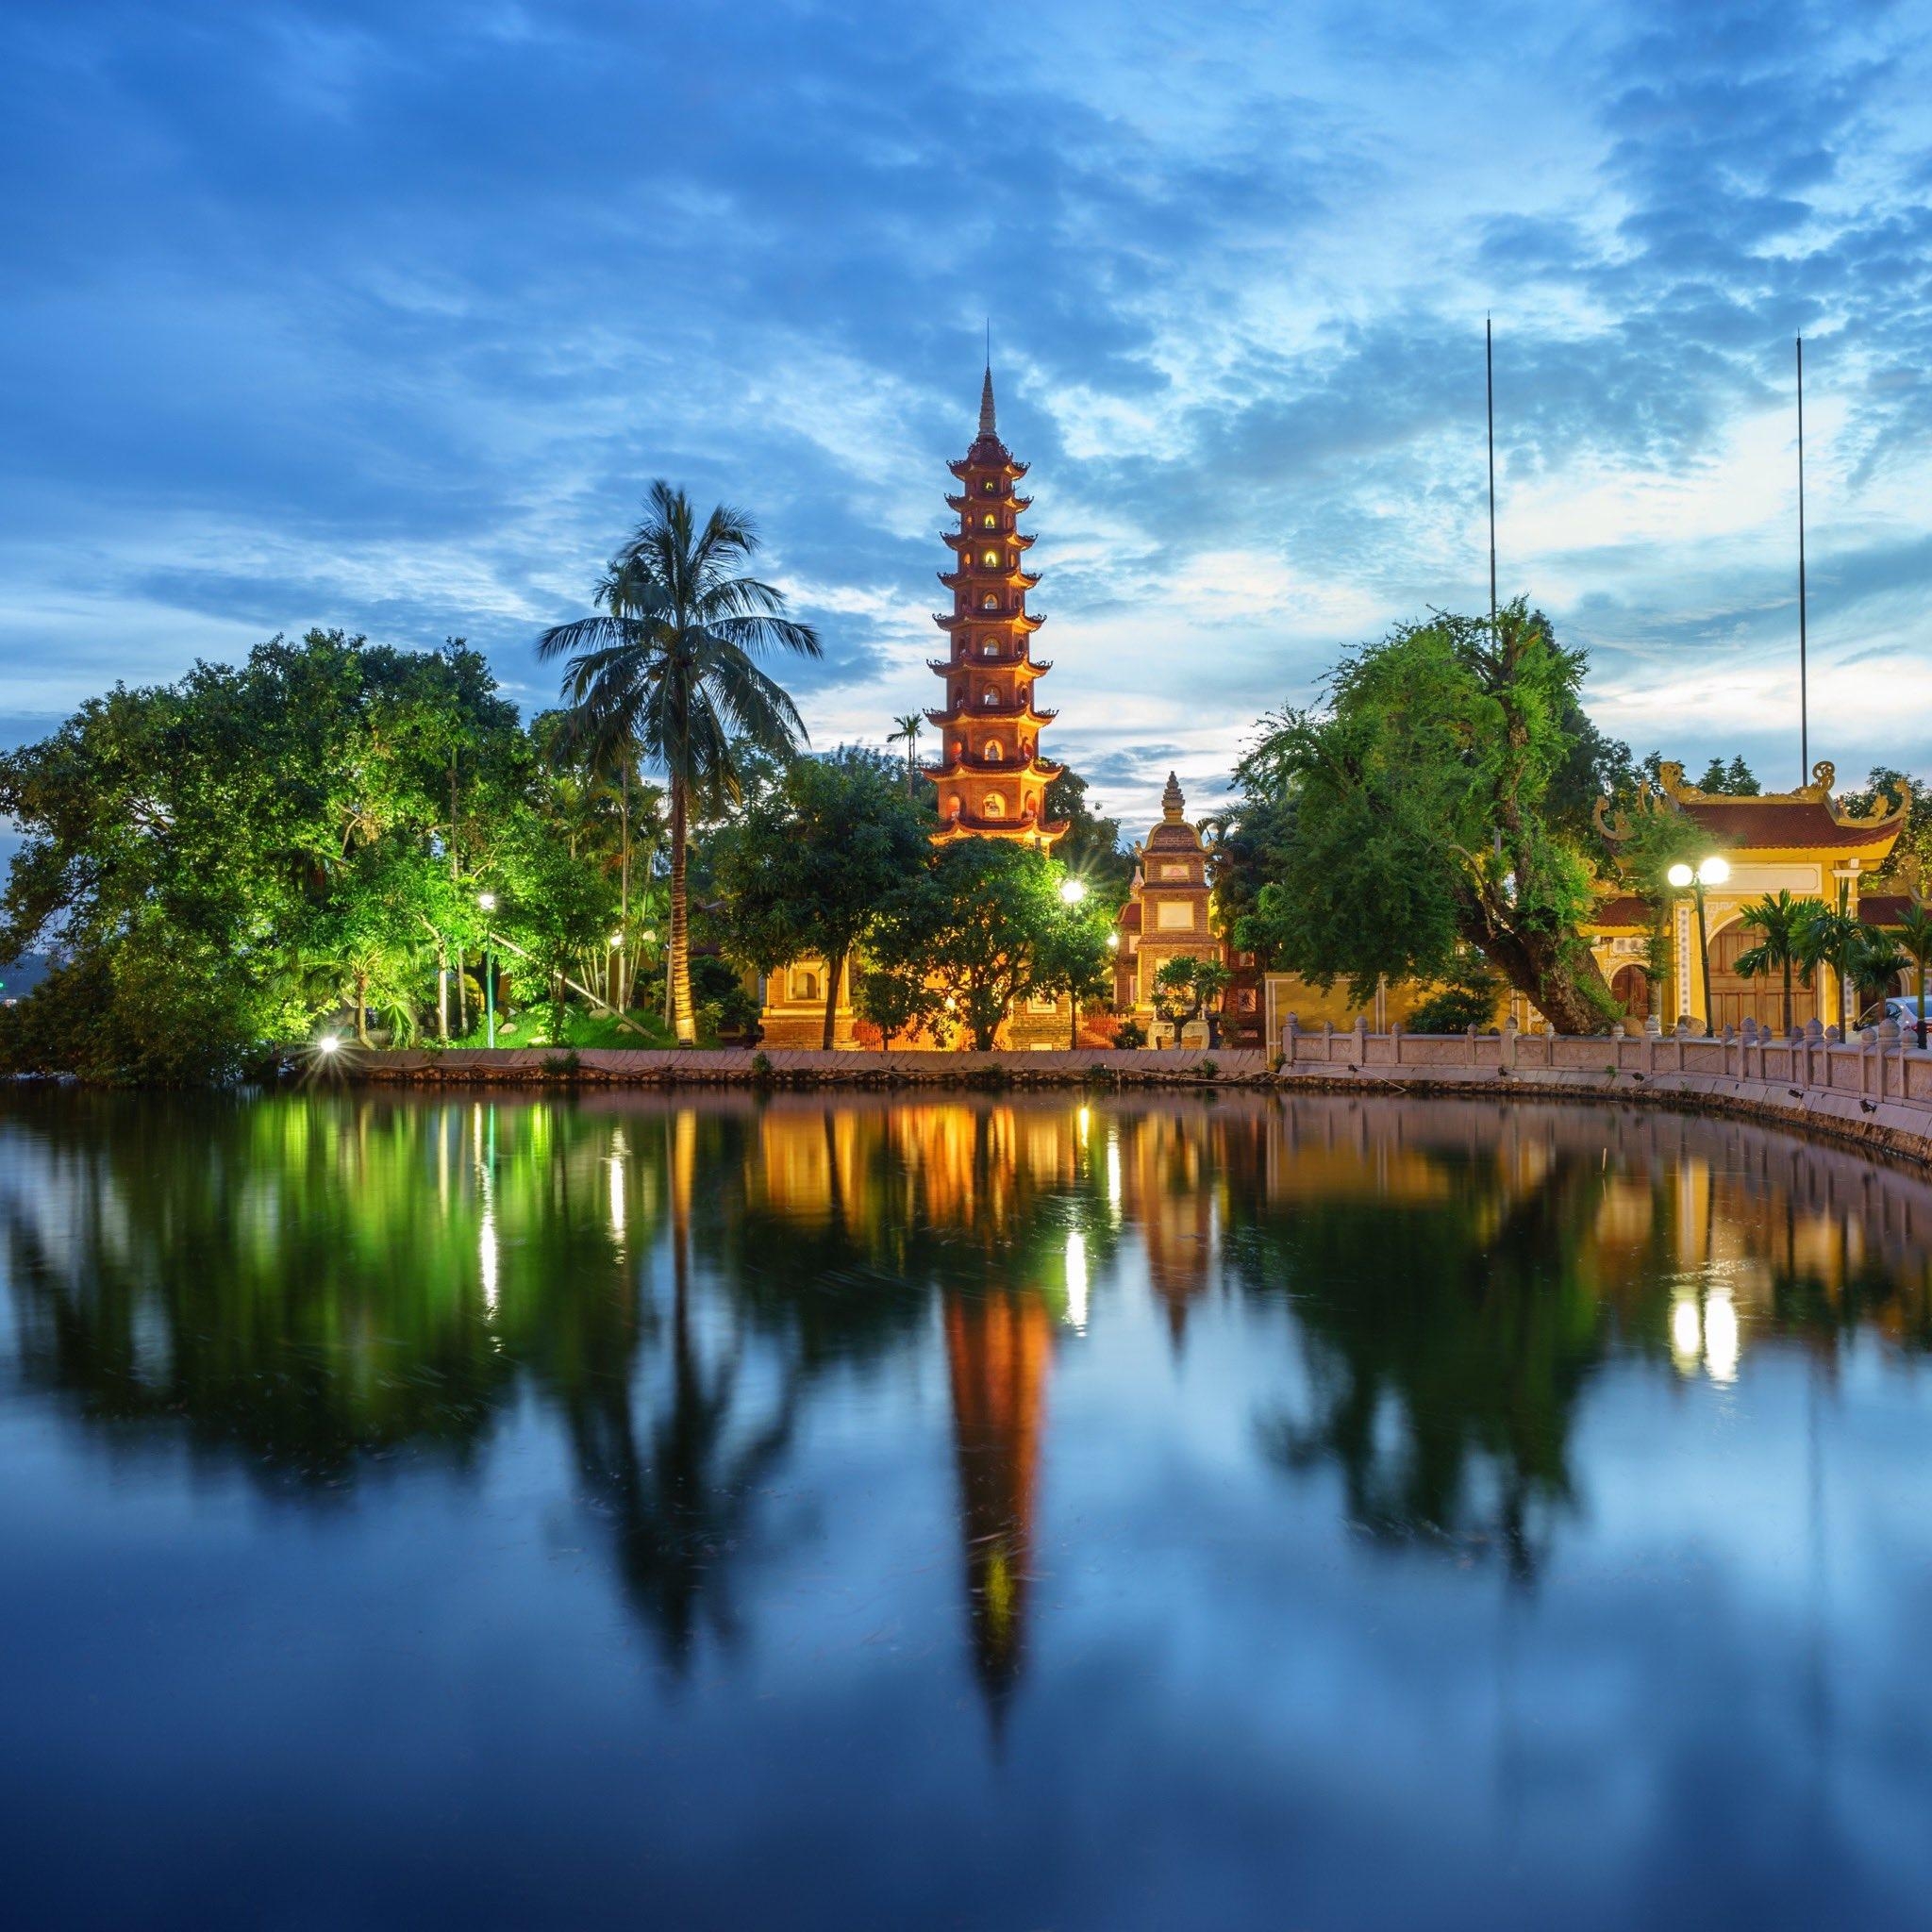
left=1796, top=334, right=1808, bottom=785
left=1487, top=315, right=1497, bottom=625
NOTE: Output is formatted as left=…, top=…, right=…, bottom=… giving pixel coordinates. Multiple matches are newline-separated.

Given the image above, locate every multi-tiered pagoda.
left=924, top=369, right=1068, bottom=845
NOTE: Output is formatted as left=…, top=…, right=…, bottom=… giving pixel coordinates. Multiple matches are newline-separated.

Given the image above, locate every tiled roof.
left=1590, top=894, right=1652, bottom=928
left=1676, top=796, right=1899, bottom=851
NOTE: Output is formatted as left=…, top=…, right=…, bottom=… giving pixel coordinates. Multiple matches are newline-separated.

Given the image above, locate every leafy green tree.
left=1152, top=954, right=1233, bottom=1046
left=1733, top=891, right=1820, bottom=1035
left=539, top=482, right=821, bottom=1045
left=0, top=630, right=526, bottom=1080
left=1404, top=950, right=1505, bottom=1033
left=713, top=746, right=930, bottom=1048
left=1841, top=768, right=1932, bottom=885
left=497, top=816, right=623, bottom=1042
left=1034, top=887, right=1116, bottom=1046
left=1234, top=603, right=1615, bottom=1033
left=867, top=841, right=1072, bottom=1050
left=852, top=961, right=928, bottom=1049
left=1693, top=756, right=1761, bottom=796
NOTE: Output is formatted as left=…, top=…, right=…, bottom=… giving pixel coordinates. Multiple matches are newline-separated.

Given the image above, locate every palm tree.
left=1732, top=890, right=1819, bottom=1035
left=1794, top=889, right=1863, bottom=1038
left=888, top=712, right=925, bottom=799
left=1890, top=901, right=1932, bottom=1050
left=539, top=483, right=820, bottom=1043
left=1846, top=925, right=1910, bottom=1034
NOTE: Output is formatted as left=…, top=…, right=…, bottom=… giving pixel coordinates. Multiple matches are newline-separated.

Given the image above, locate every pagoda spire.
left=1162, top=771, right=1185, bottom=821
left=979, top=361, right=997, bottom=438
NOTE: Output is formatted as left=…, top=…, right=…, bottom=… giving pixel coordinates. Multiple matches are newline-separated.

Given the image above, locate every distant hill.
left=0, top=954, right=52, bottom=1003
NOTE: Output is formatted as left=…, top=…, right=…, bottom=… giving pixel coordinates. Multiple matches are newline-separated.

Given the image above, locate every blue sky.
left=4, top=0, right=1929, bottom=829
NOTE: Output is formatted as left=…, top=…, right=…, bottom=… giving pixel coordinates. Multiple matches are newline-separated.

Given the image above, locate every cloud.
left=1, top=0, right=1929, bottom=836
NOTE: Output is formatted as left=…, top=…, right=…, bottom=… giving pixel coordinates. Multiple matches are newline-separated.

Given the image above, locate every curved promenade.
left=348, top=1018, right=1932, bottom=1168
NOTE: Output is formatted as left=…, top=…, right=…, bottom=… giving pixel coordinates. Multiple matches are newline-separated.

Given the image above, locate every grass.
left=435, top=1007, right=681, bottom=1052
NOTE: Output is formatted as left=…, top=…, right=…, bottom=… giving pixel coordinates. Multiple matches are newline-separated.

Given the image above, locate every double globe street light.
left=1666, top=857, right=1730, bottom=1036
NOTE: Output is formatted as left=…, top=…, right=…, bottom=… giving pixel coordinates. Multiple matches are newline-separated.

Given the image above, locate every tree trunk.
left=1464, top=914, right=1612, bottom=1035
left=1069, top=993, right=1080, bottom=1048
left=669, top=779, right=695, bottom=1044
left=437, top=944, right=449, bottom=1042
left=619, top=767, right=632, bottom=1012
left=1782, top=958, right=1793, bottom=1035
left=822, top=948, right=844, bottom=1052
left=354, top=973, right=372, bottom=1048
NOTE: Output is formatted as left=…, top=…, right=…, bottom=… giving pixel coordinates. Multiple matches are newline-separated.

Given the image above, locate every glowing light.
left=315, top=1034, right=341, bottom=1055
left=1667, top=863, right=1694, bottom=890
left=1106, top=931, right=1119, bottom=949
left=1704, top=1291, right=1740, bottom=1383
left=1670, top=1294, right=1701, bottom=1372
left=1064, top=1228, right=1089, bottom=1332
left=1697, top=856, right=1730, bottom=888
left=1058, top=876, right=1088, bottom=905
left=1076, top=1104, right=1091, bottom=1146
left=608, top=931, right=625, bottom=949
left=1106, top=1132, right=1122, bottom=1215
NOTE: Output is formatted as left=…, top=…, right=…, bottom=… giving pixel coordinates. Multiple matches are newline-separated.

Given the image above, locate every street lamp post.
left=1666, top=857, right=1729, bottom=1035
left=478, top=892, right=497, bottom=1048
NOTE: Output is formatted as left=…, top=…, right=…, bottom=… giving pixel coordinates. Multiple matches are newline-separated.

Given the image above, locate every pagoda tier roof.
left=936, top=569, right=1043, bottom=591
left=926, top=655, right=1051, bottom=674
left=948, top=454, right=1030, bottom=481
left=925, top=704, right=1058, bottom=728
left=932, top=812, right=1070, bottom=845
left=933, top=608, right=1044, bottom=633
left=922, top=754, right=1065, bottom=780
left=1596, top=759, right=1907, bottom=858
left=944, top=528, right=1037, bottom=551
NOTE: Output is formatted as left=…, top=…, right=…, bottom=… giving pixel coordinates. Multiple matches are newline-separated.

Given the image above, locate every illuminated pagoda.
left=923, top=366, right=1068, bottom=847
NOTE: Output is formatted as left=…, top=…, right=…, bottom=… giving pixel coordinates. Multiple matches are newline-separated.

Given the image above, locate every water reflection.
left=8, top=1089, right=1932, bottom=1924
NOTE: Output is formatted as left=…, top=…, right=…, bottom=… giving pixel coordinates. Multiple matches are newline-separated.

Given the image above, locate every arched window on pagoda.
left=984, top=792, right=1007, bottom=818
left=981, top=593, right=998, bottom=610
left=981, top=513, right=997, bottom=530
left=980, top=549, right=1000, bottom=568
left=946, top=793, right=961, bottom=818
left=981, top=640, right=998, bottom=657
left=986, top=741, right=1004, bottom=762
left=982, top=690, right=998, bottom=708
left=982, top=479, right=996, bottom=493
left=792, top=969, right=819, bottom=1002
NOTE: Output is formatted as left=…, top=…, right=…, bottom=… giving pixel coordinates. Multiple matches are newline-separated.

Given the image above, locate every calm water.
left=7, top=1090, right=1932, bottom=1930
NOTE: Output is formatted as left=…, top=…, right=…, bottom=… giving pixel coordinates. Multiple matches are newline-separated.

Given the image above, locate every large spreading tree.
left=1232, top=602, right=1620, bottom=1034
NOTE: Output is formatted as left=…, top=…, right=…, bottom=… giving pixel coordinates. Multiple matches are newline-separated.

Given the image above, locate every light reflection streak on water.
left=1064, top=1228, right=1088, bottom=1333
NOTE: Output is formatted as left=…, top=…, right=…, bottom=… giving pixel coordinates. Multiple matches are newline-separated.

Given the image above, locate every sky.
left=4, top=0, right=1930, bottom=831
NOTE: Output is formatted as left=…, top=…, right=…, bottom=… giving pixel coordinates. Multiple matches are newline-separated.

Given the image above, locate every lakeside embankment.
left=340, top=1024, right=1932, bottom=1167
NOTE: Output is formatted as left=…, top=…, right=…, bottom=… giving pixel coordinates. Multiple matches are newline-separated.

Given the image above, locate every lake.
left=6, top=1086, right=1932, bottom=1930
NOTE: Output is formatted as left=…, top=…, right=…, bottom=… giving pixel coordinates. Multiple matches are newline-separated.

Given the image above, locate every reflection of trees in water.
left=1, top=1091, right=517, bottom=1480
left=1230, top=1150, right=1621, bottom=1579
left=1224, top=1100, right=1932, bottom=1578
left=12, top=1087, right=1932, bottom=1677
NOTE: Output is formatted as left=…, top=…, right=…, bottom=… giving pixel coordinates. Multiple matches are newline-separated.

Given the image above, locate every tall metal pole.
left=1797, top=335, right=1809, bottom=786
left=1487, top=315, right=1498, bottom=625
